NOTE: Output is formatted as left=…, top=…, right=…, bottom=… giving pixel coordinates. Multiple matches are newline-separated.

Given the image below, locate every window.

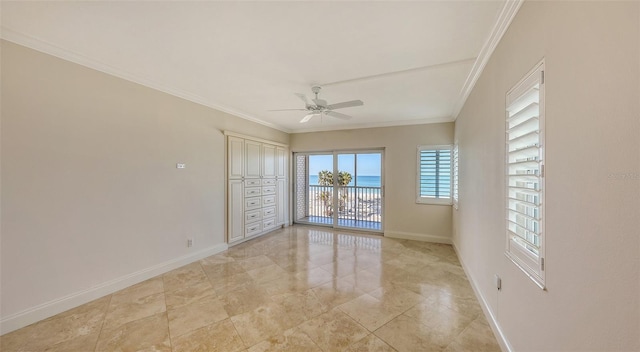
left=416, top=145, right=452, bottom=205
left=453, top=144, right=459, bottom=209
left=505, top=60, right=545, bottom=288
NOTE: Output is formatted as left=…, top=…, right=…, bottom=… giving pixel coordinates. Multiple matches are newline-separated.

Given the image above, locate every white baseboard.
left=0, top=243, right=228, bottom=335
left=384, top=230, right=452, bottom=244
left=452, top=242, right=513, bottom=352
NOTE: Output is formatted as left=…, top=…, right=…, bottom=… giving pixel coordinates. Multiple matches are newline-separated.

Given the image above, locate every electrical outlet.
left=177, top=163, right=186, bottom=169
left=187, top=239, right=193, bottom=248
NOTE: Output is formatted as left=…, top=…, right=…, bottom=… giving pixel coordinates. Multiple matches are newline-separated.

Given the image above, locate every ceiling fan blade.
left=267, top=109, right=308, bottom=111
left=295, top=93, right=314, bottom=108
left=300, top=113, right=316, bottom=123
left=312, top=99, right=328, bottom=108
left=326, top=100, right=364, bottom=110
left=325, top=111, right=352, bottom=120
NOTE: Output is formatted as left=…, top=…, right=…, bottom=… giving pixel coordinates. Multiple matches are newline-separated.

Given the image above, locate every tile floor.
left=1, top=225, right=501, bottom=352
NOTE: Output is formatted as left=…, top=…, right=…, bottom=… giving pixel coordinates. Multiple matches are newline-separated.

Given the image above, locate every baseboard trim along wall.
left=384, top=230, right=452, bottom=244
left=0, top=243, right=228, bottom=335
left=452, top=242, right=513, bottom=352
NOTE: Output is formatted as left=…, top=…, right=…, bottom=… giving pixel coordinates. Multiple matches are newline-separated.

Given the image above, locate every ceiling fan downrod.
left=311, top=85, right=322, bottom=99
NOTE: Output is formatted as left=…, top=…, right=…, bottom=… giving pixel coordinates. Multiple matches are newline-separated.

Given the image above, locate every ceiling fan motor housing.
left=310, top=86, right=327, bottom=108
left=269, top=86, right=362, bottom=123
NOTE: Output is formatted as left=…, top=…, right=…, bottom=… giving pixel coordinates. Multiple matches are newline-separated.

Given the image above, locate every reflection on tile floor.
left=0, top=225, right=501, bottom=352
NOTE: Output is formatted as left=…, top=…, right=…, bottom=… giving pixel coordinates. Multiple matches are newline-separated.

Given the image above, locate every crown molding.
left=1, top=0, right=519, bottom=135
left=290, top=115, right=454, bottom=134
left=320, top=57, right=476, bottom=87
left=0, top=27, right=292, bottom=134
left=450, top=0, right=524, bottom=120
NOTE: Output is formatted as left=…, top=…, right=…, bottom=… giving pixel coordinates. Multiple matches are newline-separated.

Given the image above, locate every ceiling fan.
left=269, top=86, right=364, bottom=123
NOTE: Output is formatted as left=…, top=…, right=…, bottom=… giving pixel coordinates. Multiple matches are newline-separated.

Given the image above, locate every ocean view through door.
left=294, top=151, right=383, bottom=232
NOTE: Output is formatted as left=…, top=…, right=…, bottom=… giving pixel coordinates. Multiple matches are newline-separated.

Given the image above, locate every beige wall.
left=0, top=41, right=288, bottom=330
left=453, top=1, right=639, bottom=351
left=291, top=123, right=453, bottom=241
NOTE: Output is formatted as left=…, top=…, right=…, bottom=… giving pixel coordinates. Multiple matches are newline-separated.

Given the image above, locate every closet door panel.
left=276, top=147, right=287, bottom=178
left=228, top=179, right=244, bottom=243
left=276, top=178, right=286, bottom=226
left=228, top=137, right=245, bottom=179
left=263, top=144, right=277, bottom=178
left=245, top=140, right=262, bottom=178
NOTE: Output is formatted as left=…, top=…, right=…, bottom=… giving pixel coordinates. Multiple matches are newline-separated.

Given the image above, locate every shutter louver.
left=419, top=149, right=451, bottom=199
left=507, top=85, right=541, bottom=255
left=505, top=60, right=545, bottom=288
left=453, top=145, right=459, bottom=206
left=416, top=145, right=452, bottom=205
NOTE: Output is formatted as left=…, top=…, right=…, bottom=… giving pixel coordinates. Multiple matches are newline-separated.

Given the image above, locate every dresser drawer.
left=262, top=206, right=276, bottom=219
left=245, top=209, right=262, bottom=223
left=245, top=222, right=262, bottom=236
left=244, top=187, right=262, bottom=197
left=262, top=186, right=276, bottom=195
left=245, top=179, right=262, bottom=187
left=261, top=178, right=276, bottom=186
left=263, top=218, right=276, bottom=230
left=245, top=197, right=261, bottom=210
left=262, top=195, right=276, bottom=206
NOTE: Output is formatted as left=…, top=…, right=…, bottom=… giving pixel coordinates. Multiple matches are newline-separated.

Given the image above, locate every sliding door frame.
left=293, top=148, right=385, bottom=234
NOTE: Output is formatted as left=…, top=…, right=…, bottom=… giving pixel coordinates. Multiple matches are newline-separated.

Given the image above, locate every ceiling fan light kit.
left=270, top=86, right=364, bottom=123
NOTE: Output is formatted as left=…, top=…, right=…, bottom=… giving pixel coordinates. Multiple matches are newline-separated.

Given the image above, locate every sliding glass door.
left=294, top=150, right=383, bottom=232
left=308, top=153, right=335, bottom=226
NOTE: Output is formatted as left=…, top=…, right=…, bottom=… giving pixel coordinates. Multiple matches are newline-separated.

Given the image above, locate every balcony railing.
left=308, top=185, right=382, bottom=224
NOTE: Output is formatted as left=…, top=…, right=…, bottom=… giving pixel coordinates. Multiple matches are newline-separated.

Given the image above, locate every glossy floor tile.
left=0, top=225, right=500, bottom=351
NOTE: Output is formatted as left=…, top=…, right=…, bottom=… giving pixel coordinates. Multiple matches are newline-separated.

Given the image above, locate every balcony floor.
left=299, top=216, right=382, bottom=231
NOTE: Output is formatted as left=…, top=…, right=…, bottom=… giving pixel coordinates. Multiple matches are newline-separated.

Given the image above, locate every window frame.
left=504, top=60, right=546, bottom=289
left=416, top=145, right=453, bottom=206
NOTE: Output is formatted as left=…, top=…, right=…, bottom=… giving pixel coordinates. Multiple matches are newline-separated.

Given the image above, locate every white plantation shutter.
left=505, top=60, right=545, bottom=288
left=416, top=145, right=452, bottom=205
left=453, top=145, right=459, bottom=208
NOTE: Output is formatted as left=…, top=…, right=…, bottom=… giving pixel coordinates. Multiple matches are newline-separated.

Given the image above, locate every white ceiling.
left=1, top=1, right=512, bottom=133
